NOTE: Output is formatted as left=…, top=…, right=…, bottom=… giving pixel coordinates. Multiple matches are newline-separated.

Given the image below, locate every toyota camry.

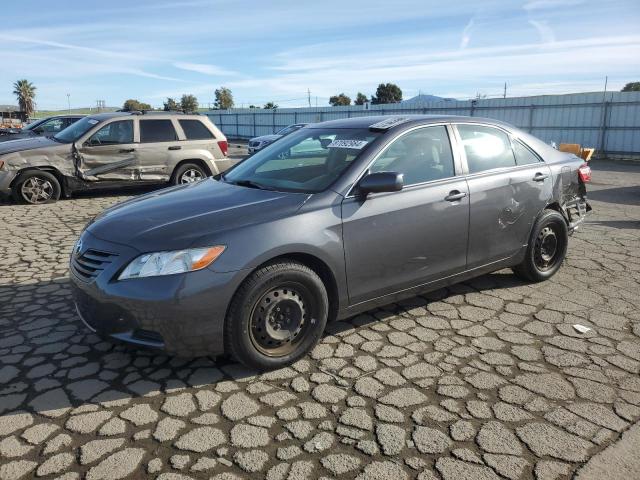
left=70, top=115, right=591, bottom=369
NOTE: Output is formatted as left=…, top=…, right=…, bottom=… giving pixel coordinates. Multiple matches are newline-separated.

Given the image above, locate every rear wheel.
left=12, top=170, right=61, bottom=205
left=512, top=209, right=568, bottom=282
left=172, top=163, right=207, bottom=185
left=224, top=261, right=328, bottom=370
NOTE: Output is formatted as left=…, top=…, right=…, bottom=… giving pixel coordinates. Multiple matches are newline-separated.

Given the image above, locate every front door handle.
left=445, top=190, right=467, bottom=202
left=533, top=172, right=549, bottom=182
left=119, top=148, right=135, bottom=153
left=168, top=146, right=182, bottom=151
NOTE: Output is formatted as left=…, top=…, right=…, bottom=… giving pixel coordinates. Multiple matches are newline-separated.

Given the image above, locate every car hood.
left=0, top=135, right=61, bottom=154
left=0, top=131, right=36, bottom=143
left=87, top=178, right=310, bottom=252
left=250, top=134, right=282, bottom=143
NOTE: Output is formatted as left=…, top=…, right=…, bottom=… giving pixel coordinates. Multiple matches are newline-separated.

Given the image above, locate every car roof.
left=85, top=111, right=206, bottom=121
left=309, top=114, right=512, bottom=130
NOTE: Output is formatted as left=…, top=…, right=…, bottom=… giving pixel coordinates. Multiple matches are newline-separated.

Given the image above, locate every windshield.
left=276, top=124, right=302, bottom=136
left=54, top=116, right=101, bottom=143
left=24, top=118, right=47, bottom=131
left=223, top=127, right=380, bottom=193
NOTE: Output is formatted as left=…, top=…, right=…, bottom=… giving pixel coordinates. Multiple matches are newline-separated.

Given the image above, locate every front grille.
left=71, top=249, right=118, bottom=281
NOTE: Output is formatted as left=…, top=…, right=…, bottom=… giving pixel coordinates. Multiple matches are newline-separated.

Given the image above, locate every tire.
left=224, top=261, right=329, bottom=370
left=12, top=170, right=61, bottom=205
left=512, top=209, right=568, bottom=282
left=172, top=162, right=207, bottom=185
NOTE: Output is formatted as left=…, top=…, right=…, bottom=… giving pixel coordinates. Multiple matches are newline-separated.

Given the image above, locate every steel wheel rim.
left=21, top=176, right=53, bottom=204
left=249, top=284, right=315, bottom=357
left=534, top=226, right=559, bottom=271
left=180, top=168, right=204, bottom=184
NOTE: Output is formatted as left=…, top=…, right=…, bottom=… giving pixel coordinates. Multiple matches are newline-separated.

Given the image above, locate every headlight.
left=118, top=246, right=225, bottom=280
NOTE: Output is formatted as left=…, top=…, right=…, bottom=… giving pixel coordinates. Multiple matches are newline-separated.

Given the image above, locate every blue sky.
left=1, top=0, right=639, bottom=110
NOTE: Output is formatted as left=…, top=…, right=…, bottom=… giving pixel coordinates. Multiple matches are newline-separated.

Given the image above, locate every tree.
left=163, top=97, right=180, bottom=111
left=180, top=94, right=198, bottom=112
left=13, top=79, right=36, bottom=118
left=263, top=102, right=278, bottom=109
left=249, top=105, right=259, bottom=109
left=371, top=83, right=402, bottom=104
left=329, top=93, right=351, bottom=106
left=123, top=99, right=152, bottom=111
left=621, top=82, right=640, bottom=92
left=214, top=87, right=234, bottom=109
left=354, top=92, right=368, bottom=105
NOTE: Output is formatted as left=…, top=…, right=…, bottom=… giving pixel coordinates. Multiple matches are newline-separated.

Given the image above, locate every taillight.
left=217, top=140, right=228, bottom=156
left=0, top=160, right=4, bottom=170
left=578, top=163, right=591, bottom=183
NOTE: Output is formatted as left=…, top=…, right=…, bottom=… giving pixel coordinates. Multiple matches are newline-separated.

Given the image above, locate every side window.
left=87, top=120, right=133, bottom=145
left=179, top=120, right=214, bottom=140
left=370, top=126, right=455, bottom=186
left=457, top=124, right=516, bottom=174
left=41, top=119, right=64, bottom=133
left=512, top=139, right=541, bottom=165
left=140, top=120, right=178, bottom=143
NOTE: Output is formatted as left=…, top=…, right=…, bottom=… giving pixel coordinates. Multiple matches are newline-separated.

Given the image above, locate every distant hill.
left=32, top=107, right=119, bottom=119
left=402, top=94, right=457, bottom=104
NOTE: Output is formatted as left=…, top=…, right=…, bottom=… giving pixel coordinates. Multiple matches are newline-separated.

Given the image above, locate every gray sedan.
left=69, top=115, right=591, bottom=370
left=247, top=123, right=309, bottom=153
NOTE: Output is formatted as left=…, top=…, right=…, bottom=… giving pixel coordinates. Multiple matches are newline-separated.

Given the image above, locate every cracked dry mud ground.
left=1, top=161, right=639, bottom=480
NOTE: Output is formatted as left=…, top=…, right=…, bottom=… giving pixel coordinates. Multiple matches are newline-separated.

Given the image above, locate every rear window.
left=179, top=120, right=214, bottom=140
left=140, top=119, right=178, bottom=143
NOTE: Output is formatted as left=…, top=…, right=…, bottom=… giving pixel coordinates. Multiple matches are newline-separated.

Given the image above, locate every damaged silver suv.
left=0, top=111, right=232, bottom=204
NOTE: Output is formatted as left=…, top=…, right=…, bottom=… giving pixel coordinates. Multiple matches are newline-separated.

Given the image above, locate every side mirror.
left=358, top=172, right=403, bottom=195
left=320, top=138, right=332, bottom=149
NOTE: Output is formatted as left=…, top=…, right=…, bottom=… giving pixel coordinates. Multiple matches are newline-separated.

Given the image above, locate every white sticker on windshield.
left=327, top=139, right=368, bottom=149
left=88, top=119, right=99, bottom=125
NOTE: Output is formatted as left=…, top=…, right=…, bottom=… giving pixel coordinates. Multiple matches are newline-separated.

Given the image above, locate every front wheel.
left=12, top=170, right=61, bottom=205
left=512, top=209, right=568, bottom=282
left=172, top=163, right=207, bottom=185
left=224, top=261, right=329, bottom=370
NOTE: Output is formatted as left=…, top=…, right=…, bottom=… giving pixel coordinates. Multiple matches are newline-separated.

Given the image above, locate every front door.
left=342, top=125, right=469, bottom=305
left=455, top=123, right=553, bottom=269
left=76, top=119, right=137, bottom=181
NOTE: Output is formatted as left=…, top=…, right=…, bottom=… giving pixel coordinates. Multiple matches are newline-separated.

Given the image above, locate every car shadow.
left=0, top=270, right=529, bottom=419
left=587, top=185, right=640, bottom=206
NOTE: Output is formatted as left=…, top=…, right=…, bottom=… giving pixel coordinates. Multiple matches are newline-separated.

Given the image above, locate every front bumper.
left=69, top=230, right=246, bottom=357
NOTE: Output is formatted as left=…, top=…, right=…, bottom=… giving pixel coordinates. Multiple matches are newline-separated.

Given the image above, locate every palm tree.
left=13, top=79, right=37, bottom=118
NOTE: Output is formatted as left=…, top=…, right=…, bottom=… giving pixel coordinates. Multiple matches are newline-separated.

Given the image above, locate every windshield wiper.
left=230, top=179, right=275, bottom=191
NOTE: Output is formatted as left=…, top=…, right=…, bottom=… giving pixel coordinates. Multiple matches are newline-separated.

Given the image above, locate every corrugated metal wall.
left=205, top=91, right=640, bottom=155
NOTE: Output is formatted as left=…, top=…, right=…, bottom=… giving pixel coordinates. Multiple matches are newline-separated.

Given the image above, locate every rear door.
left=76, top=119, right=137, bottom=181
left=137, top=118, right=180, bottom=181
left=342, top=125, right=469, bottom=304
left=454, top=123, right=552, bottom=269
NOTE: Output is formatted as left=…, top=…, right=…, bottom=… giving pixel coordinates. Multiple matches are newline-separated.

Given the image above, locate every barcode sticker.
left=327, top=139, right=368, bottom=149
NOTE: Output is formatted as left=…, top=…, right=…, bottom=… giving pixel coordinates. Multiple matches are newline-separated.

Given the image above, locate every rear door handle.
left=168, top=146, right=182, bottom=151
left=533, top=172, right=549, bottom=182
left=119, top=148, right=135, bottom=153
left=445, top=190, right=467, bottom=202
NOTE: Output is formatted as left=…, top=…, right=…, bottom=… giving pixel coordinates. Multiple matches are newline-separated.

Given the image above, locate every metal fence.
left=204, top=91, right=640, bottom=156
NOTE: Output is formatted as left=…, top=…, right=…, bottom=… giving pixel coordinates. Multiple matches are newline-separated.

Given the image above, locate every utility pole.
left=503, top=82, right=507, bottom=99
left=67, top=93, right=71, bottom=113
left=307, top=89, right=311, bottom=107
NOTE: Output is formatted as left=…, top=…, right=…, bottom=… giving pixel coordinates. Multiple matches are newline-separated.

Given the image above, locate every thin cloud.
left=173, top=62, right=238, bottom=76
left=523, top=0, right=584, bottom=10
left=460, top=18, right=475, bottom=49
left=529, top=19, right=556, bottom=43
